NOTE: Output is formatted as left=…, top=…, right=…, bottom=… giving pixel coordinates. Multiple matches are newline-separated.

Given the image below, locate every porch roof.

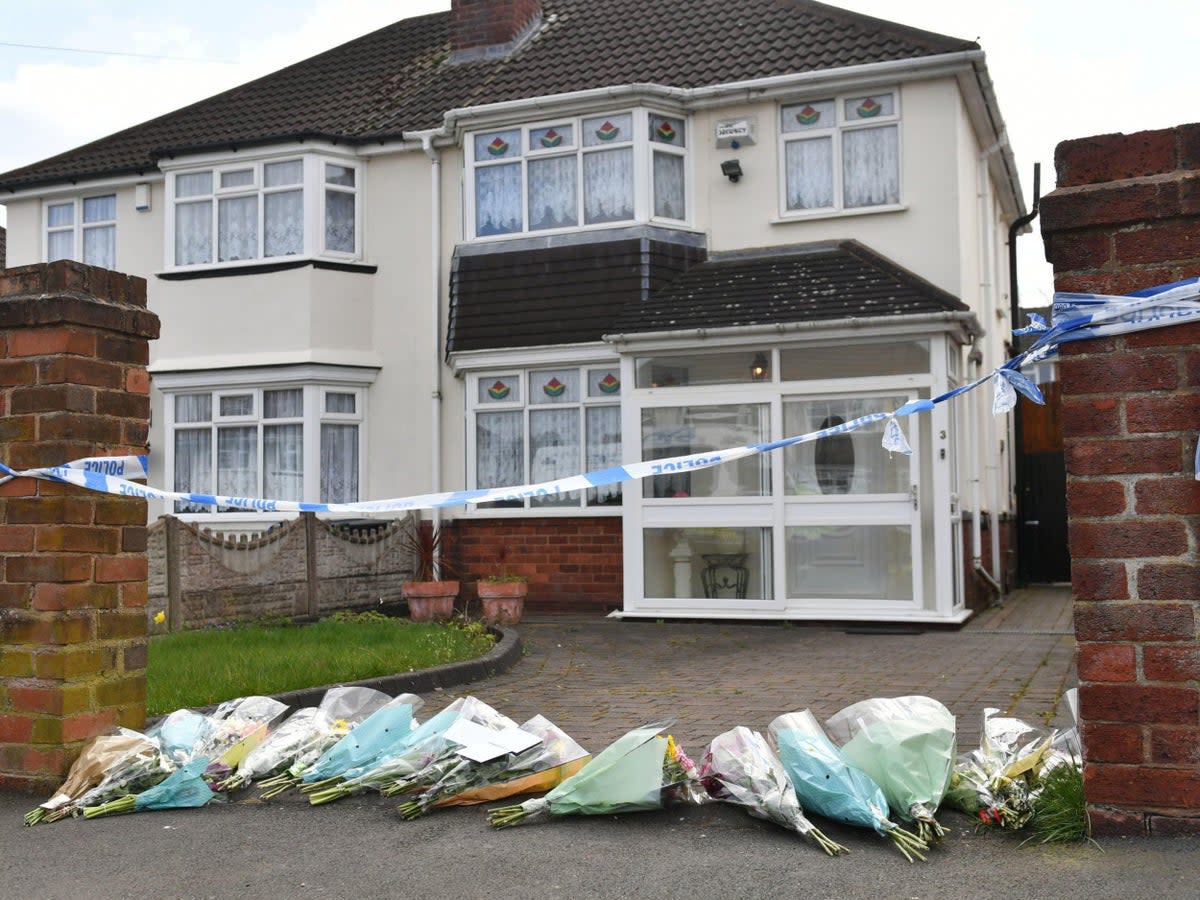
left=607, top=240, right=968, bottom=336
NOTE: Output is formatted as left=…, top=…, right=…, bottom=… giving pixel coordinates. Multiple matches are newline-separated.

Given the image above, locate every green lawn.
left=147, top=615, right=495, bottom=715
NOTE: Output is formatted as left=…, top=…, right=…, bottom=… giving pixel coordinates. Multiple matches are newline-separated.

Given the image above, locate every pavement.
left=5, top=586, right=1199, bottom=899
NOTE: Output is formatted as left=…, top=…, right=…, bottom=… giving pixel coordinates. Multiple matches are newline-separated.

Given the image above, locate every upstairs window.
left=44, top=194, right=116, bottom=269
left=779, top=90, right=900, bottom=215
left=467, top=109, right=688, bottom=239
left=169, top=155, right=359, bottom=268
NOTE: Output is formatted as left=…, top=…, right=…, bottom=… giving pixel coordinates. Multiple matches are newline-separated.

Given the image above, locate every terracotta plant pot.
left=477, top=581, right=527, bottom=626
left=403, top=580, right=460, bottom=622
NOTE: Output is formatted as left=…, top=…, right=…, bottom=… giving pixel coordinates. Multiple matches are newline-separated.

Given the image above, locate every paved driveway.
left=22, top=586, right=1193, bottom=900
left=463, top=585, right=1076, bottom=751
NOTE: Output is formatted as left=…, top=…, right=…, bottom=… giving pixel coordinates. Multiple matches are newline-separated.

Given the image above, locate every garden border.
left=268, top=625, right=523, bottom=713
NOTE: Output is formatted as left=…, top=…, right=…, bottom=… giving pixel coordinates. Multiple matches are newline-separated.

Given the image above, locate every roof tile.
left=1, top=0, right=975, bottom=192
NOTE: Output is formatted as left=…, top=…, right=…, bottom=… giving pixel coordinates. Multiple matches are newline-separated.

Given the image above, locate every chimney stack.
left=450, top=0, right=543, bottom=57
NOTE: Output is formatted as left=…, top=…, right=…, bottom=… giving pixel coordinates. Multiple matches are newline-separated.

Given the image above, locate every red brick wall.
left=451, top=0, right=542, bottom=52
left=1041, top=124, right=1200, bottom=835
left=447, top=517, right=622, bottom=614
left=0, top=261, right=159, bottom=791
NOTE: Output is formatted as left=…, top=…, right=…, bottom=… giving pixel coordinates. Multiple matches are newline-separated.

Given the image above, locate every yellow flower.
left=153, top=611, right=166, bottom=624
left=333, top=719, right=350, bottom=735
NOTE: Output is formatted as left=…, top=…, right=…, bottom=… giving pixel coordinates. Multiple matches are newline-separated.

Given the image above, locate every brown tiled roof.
left=0, top=0, right=976, bottom=192
left=609, top=240, right=968, bottom=335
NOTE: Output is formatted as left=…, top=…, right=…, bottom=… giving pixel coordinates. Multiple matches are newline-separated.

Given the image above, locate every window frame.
left=465, top=363, right=625, bottom=514
left=464, top=107, right=691, bottom=241
left=164, top=154, right=361, bottom=271
left=42, top=193, right=117, bottom=268
left=777, top=87, right=902, bottom=219
left=162, top=377, right=368, bottom=518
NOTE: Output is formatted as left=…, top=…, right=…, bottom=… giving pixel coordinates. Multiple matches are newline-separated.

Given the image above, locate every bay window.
left=779, top=90, right=900, bottom=215
left=166, top=379, right=366, bottom=514
left=467, top=110, right=688, bottom=239
left=468, top=365, right=623, bottom=510
left=168, top=155, right=360, bottom=268
left=44, top=194, right=116, bottom=269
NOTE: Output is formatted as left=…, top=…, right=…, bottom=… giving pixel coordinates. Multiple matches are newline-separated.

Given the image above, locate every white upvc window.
left=44, top=194, right=117, bottom=269
left=466, top=109, right=689, bottom=240
left=467, top=364, right=624, bottom=510
left=166, top=380, right=366, bottom=515
left=778, top=89, right=901, bottom=216
left=167, top=155, right=360, bottom=269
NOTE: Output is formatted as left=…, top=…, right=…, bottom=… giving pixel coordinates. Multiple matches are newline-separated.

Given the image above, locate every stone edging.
left=268, top=625, right=523, bottom=712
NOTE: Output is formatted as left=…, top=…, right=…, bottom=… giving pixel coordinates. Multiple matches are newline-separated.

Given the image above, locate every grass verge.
left=1025, top=759, right=1091, bottom=845
left=147, top=613, right=495, bottom=715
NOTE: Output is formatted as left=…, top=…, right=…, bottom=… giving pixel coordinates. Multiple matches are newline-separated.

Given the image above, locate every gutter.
left=604, top=310, right=982, bottom=346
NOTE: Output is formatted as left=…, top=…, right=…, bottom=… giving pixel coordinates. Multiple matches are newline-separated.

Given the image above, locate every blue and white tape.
left=1, top=280, right=1195, bottom=509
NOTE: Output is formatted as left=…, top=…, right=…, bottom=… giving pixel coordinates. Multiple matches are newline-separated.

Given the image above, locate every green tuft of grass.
left=147, top=616, right=495, bottom=715
left=1025, top=760, right=1091, bottom=845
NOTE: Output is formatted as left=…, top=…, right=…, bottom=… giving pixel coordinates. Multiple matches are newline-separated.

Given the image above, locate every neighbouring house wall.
left=447, top=517, right=623, bottom=614
left=146, top=514, right=417, bottom=630
left=1040, top=123, right=1200, bottom=835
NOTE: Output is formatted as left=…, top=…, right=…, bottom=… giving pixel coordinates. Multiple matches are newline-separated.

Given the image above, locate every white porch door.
left=781, top=391, right=923, bottom=613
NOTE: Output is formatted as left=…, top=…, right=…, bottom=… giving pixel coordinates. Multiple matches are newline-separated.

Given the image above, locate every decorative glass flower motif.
left=856, top=97, right=881, bottom=118
left=540, top=128, right=563, bottom=148
left=543, top=377, right=566, bottom=397
left=595, top=121, right=620, bottom=141
left=488, top=380, right=511, bottom=400
left=487, top=137, right=510, bottom=156
left=656, top=121, right=677, bottom=142
left=597, top=373, right=620, bottom=394
left=797, top=105, right=821, bottom=125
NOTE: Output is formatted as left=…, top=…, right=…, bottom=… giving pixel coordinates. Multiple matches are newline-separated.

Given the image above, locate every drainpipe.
left=416, top=131, right=444, bottom=570
left=1008, top=165, right=1041, bottom=588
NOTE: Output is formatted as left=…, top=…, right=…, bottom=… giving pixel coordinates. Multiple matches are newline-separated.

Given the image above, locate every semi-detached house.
left=0, top=0, right=1027, bottom=624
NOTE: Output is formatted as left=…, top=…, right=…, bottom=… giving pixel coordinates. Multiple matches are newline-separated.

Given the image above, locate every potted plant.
left=400, top=518, right=459, bottom=622
left=476, top=546, right=527, bottom=626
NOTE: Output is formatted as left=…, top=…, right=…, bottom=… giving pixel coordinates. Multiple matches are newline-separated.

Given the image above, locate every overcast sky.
left=2, top=0, right=1197, bottom=307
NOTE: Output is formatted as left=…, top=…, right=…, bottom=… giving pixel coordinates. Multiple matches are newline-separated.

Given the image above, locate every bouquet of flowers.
left=288, top=692, right=422, bottom=793
left=306, top=696, right=516, bottom=805
left=148, top=709, right=215, bottom=765
left=83, top=758, right=217, bottom=819
left=194, top=696, right=289, bottom=779
left=700, top=726, right=847, bottom=856
left=219, top=686, right=390, bottom=792
left=943, top=709, right=1054, bottom=830
left=488, top=721, right=705, bottom=827
left=825, top=697, right=956, bottom=843
left=770, top=710, right=929, bottom=862
left=66, top=738, right=176, bottom=821
left=396, top=715, right=589, bottom=818
left=24, top=729, right=160, bottom=826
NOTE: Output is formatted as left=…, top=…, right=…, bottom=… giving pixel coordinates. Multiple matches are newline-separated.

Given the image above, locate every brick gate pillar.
left=0, top=261, right=159, bottom=792
left=1041, top=124, right=1200, bottom=834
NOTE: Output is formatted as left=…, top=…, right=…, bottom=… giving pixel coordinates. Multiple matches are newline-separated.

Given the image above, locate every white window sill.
left=157, top=255, right=372, bottom=279
left=769, top=203, right=907, bottom=225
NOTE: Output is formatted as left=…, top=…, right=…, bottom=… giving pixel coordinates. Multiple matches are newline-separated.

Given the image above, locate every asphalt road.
left=3, top=789, right=1198, bottom=900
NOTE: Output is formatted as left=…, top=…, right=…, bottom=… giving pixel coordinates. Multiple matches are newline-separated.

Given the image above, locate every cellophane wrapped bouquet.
left=769, top=710, right=928, bottom=862
left=194, top=696, right=288, bottom=782
left=397, top=715, right=589, bottom=818
left=306, top=696, right=516, bottom=805
left=825, top=696, right=956, bottom=843
left=943, top=709, right=1055, bottom=830
left=700, top=726, right=847, bottom=856
left=25, top=729, right=162, bottom=826
left=83, top=757, right=217, bottom=819
left=488, top=721, right=705, bottom=827
left=219, top=686, right=390, bottom=792
left=283, top=692, right=422, bottom=795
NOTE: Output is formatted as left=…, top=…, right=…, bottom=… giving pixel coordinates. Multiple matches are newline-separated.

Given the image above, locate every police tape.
left=1, top=280, right=1196, bottom=508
